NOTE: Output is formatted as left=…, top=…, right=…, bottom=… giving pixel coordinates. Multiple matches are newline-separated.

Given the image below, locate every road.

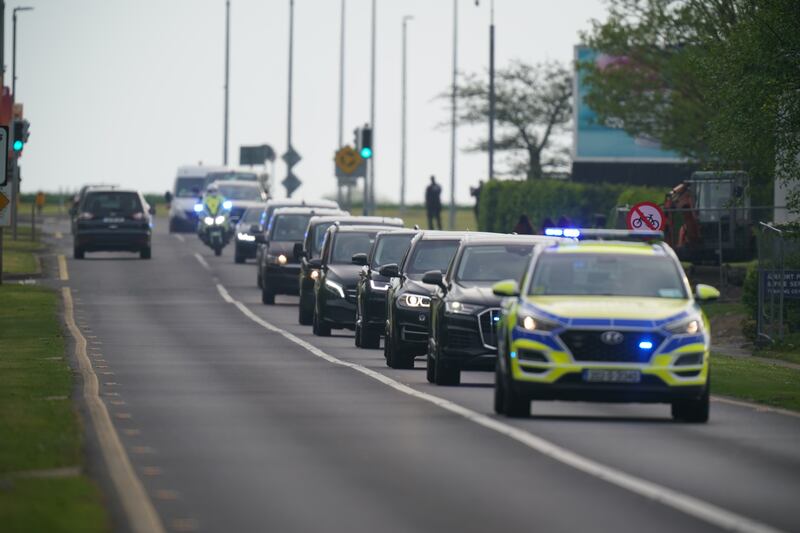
left=45, top=218, right=800, bottom=533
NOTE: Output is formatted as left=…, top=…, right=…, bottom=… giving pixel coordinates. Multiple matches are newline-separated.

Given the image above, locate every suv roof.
left=328, top=224, right=399, bottom=234
left=272, top=207, right=345, bottom=216
left=459, top=234, right=564, bottom=246
left=547, top=240, right=667, bottom=256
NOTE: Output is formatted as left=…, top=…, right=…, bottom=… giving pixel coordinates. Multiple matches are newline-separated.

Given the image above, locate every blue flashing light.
left=222, top=200, right=233, bottom=210
left=544, top=228, right=563, bottom=237
left=563, top=228, right=581, bottom=238
left=12, top=139, right=23, bottom=151
left=638, top=340, right=654, bottom=350
left=510, top=351, right=517, bottom=359
left=193, top=203, right=204, bottom=213
left=493, top=316, right=500, bottom=322
left=360, top=146, right=373, bottom=159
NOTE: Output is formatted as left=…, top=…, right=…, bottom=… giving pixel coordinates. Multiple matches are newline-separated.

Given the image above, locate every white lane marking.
left=219, top=283, right=784, bottom=533
left=62, top=288, right=166, bottom=533
left=193, top=253, right=210, bottom=271
left=173, top=234, right=185, bottom=243
left=216, top=284, right=234, bottom=304
left=712, top=396, right=800, bottom=419
left=58, top=254, right=69, bottom=281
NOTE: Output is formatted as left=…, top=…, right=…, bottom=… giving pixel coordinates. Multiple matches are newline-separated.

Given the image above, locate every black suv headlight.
left=398, top=293, right=430, bottom=308
left=445, top=301, right=482, bottom=315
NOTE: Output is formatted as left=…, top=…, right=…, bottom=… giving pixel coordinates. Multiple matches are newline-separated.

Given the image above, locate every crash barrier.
left=756, top=223, right=800, bottom=343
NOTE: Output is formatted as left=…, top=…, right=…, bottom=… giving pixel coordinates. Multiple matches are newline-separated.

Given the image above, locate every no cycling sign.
left=626, top=202, right=665, bottom=231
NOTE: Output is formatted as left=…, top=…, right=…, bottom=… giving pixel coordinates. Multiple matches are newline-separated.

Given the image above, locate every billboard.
left=573, top=46, right=684, bottom=162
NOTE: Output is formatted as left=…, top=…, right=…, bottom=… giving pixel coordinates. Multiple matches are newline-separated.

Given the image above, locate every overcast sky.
left=11, top=0, right=607, bottom=203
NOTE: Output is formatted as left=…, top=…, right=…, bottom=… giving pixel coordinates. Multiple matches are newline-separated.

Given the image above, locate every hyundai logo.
left=600, top=331, right=624, bottom=345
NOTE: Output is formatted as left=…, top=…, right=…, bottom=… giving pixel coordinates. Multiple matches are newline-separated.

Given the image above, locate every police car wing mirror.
left=351, top=253, right=368, bottom=266
left=695, top=284, right=720, bottom=302
left=379, top=263, right=400, bottom=278
left=293, top=242, right=305, bottom=261
left=492, top=279, right=520, bottom=297
left=422, top=270, right=445, bottom=289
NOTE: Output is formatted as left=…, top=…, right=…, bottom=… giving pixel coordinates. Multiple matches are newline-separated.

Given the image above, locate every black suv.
left=311, top=225, right=393, bottom=336
left=382, top=231, right=467, bottom=369
left=73, top=188, right=154, bottom=259
left=257, top=207, right=343, bottom=304
left=353, top=229, right=417, bottom=348
left=296, top=216, right=403, bottom=325
left=233, top=205, right=267, bottom=263
left=426, top=235, right=560, bottom=385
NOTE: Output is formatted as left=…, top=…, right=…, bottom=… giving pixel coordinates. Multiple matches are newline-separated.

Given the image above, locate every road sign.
left=240, top=144, right=276, bottom=165
left=0, top=126, right=7, bottom=187
left=626, top=201, right=664, bottom=231
left=335, top=146, right=365, bottom=176
left=0, top=187, right=10, bottom=227
left=282, top=172, right=301, bottom=197
left=282, top=147, right=302, bottom=168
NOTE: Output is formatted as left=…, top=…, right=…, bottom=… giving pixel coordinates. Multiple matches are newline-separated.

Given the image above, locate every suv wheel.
left=234, top=246, right=245, bottom=264
left=74, top=247, right=85, bottom=260
left=298, top=291, right=314, bottom=325
left=312, top=307, right=331, bottom=336
left=434, top=355, right=460, bottom=386
left=497, top=362, right=529, bottom=417
left=671, top=385, right=709, bottom=423
left=361, top=326, right=380, bottom=349
left=261, top=285, right=275, bottom=305
left=385, top=329, right=413, bottom=369
left=140, top=246, right=151, bottom=260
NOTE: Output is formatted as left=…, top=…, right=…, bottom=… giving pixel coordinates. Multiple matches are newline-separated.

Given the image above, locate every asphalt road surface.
left=45, top=218, right=800, bottom=533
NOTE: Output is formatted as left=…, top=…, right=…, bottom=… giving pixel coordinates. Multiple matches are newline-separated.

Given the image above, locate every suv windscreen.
left=175, top=177, right=205, bottom=197
left=529, top=252, right=687, bottom=298
left=241, top=208, right=263, bottom=224
left=218, top=185, right=262, bottom=201
left=372, top=234, right=414, bottom=269
left=311, top=222, right=336, bottom=257
left=270, top=214, right=313, bottom=241
left=83, top=192, right=142, bottom=216
left=404, top=239, right=460, bottom=279
left=330, top=231, right=378, bottom=264
left=456, top=244, right=534, bottom=283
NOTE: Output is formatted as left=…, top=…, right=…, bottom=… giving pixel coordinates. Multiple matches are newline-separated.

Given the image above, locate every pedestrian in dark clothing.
left=470, top=180, right=484, bottom=222
left=513, top=214, right=534, bottom=235
left=425, top=175, right=443, bottom=230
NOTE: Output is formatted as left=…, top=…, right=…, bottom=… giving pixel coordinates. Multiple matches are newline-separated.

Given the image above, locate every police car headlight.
left=193, top=204, right=204, bottom=213
left=310, top=269, right=320, bottom=280
left=203, top=216, right=214, bottom=225
left=518, top=314, right=560, bottom=332
left=325, top=279, right=345, bottom=298
left=666, top=317, right=703, bottom=335
left=214, top=215, right=226, bottom=225
left=399, top=293, right=430, bottom=308
left=445, top=301, right=481, bottom=315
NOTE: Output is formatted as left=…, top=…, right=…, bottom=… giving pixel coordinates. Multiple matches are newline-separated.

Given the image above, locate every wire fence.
left=757, top=223, right=800, bottom=343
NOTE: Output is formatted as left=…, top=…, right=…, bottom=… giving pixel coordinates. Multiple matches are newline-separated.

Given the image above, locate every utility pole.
left=223, top=0, right=230, bottom=166
left=367, top=0, right=376, bottom=214
left=449, top=0, right=458, bottom=229
left=488, top=0, right=495, bottom=181
left=401, top=16, right=413, bottom=216
left=337, top=0, right=346, bottom=207
left=11, top=6, right=33, bottom=241
left=0, top=0, right=5, bottom=284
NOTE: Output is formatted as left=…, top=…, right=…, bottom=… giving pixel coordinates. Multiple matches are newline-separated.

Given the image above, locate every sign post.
left=626, top=201, right=665, bottom=231
left=0, top=126, right=11, bottom=284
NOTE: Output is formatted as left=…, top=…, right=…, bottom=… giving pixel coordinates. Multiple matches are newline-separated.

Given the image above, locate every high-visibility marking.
left=713, top=396, right=800, bottom=419
left=58, top=254, right=69, bottom=280
left=193, top=253, right=210, bottom=271
left=215, top=282, right=785, bottom=533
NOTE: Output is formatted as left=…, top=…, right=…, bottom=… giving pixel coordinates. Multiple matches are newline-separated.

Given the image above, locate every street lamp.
left=11, top=6, right=33, bottom=241
left=448, top=0, right=457, bottom=229
left=400, top=15, right=413, bottom=215
left=223, top=0, right=230, bottom=166
left=475, top=0, right=495, bottom=181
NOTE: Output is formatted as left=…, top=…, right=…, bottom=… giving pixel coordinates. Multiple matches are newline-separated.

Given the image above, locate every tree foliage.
left=452, top=61, right=572, bottom=180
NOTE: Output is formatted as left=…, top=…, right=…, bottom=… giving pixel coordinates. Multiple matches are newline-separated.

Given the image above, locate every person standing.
left=513, top=214, right=535, bottom=235
left=425, top=175, right=443, bottom=230
left=470, top=180, right=484, bottom=222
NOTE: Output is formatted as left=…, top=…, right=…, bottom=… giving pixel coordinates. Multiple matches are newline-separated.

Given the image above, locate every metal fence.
left=757, top=222, right=800, bottom=343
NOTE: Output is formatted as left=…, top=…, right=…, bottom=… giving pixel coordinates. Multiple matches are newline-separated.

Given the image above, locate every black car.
left=426, top=235, right=561, bottom=385
left=311, top=225, right=393, bottom=336
left=257, top=207, right=343, bottom=304
left=382, top=231, right=467, bottom=369
left=354, top=229, right=417, bottom=348
left=233, top=205, right=267, bottom=263
left=69, top=184, right=118, bottom=234
left=297, top=215, right=404, bottom=325
left=73, top=188, right=153, bottom=259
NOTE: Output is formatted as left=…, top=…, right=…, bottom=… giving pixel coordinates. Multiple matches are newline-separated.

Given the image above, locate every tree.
left=452, top=61, right=572, bottom=180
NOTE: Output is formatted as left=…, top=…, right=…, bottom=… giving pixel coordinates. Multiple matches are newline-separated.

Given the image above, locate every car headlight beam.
left=445, top=301, right=481, bottom=314
left=214, top=215, right=226, bottom=225
left=204, top=216, right=214, bottom=225
left=369, top=279, right=389, bottom=291
left=399, top=293, right=431, bottom=308
left=517, top=314, right=560, bottom=332
left=665, top=317, right=703, bottom=335
left=325, top=279, right=345, bottom=298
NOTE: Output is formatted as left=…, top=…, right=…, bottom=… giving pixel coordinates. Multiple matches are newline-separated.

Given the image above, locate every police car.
left=492, top=230, right=718, bottom=422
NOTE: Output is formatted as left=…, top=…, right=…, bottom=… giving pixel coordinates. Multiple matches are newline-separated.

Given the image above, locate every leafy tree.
left=452, top=61, right=572, bottom=180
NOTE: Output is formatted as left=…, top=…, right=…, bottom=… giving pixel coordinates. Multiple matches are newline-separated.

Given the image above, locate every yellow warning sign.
left=335, top=146, right=363, bottom=175
left=0, top=192, right=9, bottom=212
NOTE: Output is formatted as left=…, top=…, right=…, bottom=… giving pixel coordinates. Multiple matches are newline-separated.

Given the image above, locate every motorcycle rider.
left=197, top=184, right=231, bottom=243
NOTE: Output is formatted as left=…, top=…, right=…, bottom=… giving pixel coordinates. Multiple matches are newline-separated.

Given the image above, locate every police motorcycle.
left=195, top=187, right=233, bottom=256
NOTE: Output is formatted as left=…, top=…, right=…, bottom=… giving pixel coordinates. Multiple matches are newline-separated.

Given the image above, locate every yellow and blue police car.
left=492, top=230, right=719, bottom=421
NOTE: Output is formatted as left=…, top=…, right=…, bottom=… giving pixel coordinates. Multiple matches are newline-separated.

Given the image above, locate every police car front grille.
left=560, top=330, right=665, bottom=363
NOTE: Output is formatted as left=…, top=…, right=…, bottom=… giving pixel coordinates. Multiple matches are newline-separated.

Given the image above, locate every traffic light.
left=12, top=119, right=29, bottom=153
left=359, top=127, right=373, bottom=159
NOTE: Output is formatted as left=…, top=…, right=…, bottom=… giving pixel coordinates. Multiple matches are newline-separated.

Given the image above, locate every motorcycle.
left=195, top=201, right=232, bottom=256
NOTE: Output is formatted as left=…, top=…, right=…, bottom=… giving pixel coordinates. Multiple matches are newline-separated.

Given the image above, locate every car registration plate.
left=103, top=217, right=124, bottom=223
left=583, top=369, right=641, bottom=383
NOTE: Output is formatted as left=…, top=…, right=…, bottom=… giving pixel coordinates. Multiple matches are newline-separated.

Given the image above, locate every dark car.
left=214, top=181, right=267, bottom=226
left=297, top=215, right=404, bottom=325
left=354, top=229, right=417, bottom=348
left=73, top=188, right=153, bottom=259
left=233, top=205, right=267, bottom=263
left=382, top=231, right=468, bottom=369
left=426, top=235, right=562, bottom=385
left=311, top=225, right=392, bottom=336
left=258, top=207, right=344, bottom=304
left=69, top=184, right=118, bottom=234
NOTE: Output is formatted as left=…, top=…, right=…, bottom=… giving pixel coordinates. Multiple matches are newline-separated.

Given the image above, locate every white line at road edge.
left=173, top=234, right=185, bottom=243
left=713, top=396, right=800, bottom=419
left=216, top=283, right=784, bottom=533
left=194, top=252, right=210, bottom=271
left=63, top=288, right=166, bottom=533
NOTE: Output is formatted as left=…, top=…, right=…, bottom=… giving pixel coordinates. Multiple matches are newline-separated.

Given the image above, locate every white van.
left=167, top=165, right=226, bottom=233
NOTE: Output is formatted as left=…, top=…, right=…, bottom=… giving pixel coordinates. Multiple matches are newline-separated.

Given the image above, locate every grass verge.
left=0, top=285, right=108, bottom=533
left=756, top=333, right=800, bottom=365
left=2, top=225, right=44, bottom=276
left=373, top=205, right=478, bottom=231
left=713, top=353, right=800, bottom=412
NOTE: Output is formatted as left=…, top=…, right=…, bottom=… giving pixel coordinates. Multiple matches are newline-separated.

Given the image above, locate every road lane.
left=51, top=219, right=800, bottom=532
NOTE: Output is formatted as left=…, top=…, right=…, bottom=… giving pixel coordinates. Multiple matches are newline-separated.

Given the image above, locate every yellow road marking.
left=54, top=231, right=63, bottom=239
left=58, top=254, right=69, bottom=281
left=62, top=288, right=165, bottom=533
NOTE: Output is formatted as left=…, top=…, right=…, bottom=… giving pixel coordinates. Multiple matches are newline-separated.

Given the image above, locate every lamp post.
left=366, top=0, right=376, bottom=215
left=475, top=0, right=495, bottom=181
left=223, top=0, right=230, bottom=166
left=448, top=0, right=457, bottom=229
left=11, top=6, right=33, bottom=241
left=400, top=15, right=413, bottom=216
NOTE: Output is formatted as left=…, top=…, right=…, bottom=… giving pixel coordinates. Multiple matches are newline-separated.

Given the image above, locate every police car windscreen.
left=83, top=192, right=142, bottom=216
left=404, top=240, right=460, bottom=279
left=372, top=234, right=414, bottom=268
left=529, top=253, right=687, bottom=299
left=331, top=232, right=378, bottom=264
left=456, top=244, right=533, bottom=283
left=218, top=185, right=262, bottom=201
left=271, top=215, right=313, bottom=241
left=175, top=178, right=205, bottom=197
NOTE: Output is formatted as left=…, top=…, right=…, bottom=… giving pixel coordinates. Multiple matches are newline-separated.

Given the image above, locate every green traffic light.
left=12, top=140, right=23, bottom=151
left=360, top=147, right=373, bottom=159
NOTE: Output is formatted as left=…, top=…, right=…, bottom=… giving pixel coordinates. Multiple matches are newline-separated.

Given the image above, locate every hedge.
left=477, top=178, right=666, bottom=233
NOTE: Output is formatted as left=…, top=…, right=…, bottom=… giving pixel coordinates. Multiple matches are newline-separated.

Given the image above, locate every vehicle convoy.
left=203, top=168, right=268, bottom=194
left=426, top=234, right=562, bottom=385
left=382, top=231, right=467, bottom=369
left=210, top=181, right=268, bottom=227
left=257, top=207, right=344, bottom=304
left=492, top=232, right=718, bottom=421
left=233, top=207, right=267, bottom=264
left=73, top=188, right=154, bottom=260
left=353, top=229, right=417, bottom=348
left=196, top=187, right=231, bottom=257
left=311, top=225, right=401, bottom=336
left=166, top=165, right=226, bottom=233
left=297, top=215, right=404, bottom=325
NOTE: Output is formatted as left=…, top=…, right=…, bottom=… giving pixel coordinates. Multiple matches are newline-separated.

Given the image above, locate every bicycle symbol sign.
left=626, top=201, right=664, bottom=231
